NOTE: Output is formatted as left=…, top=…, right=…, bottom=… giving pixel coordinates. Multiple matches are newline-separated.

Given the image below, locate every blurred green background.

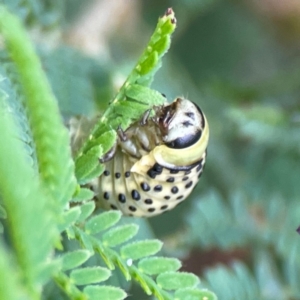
left=2, top=0, right=300, bottom=299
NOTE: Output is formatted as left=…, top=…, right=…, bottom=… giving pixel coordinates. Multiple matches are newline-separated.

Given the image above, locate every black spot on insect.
left=185, top=181, right=193, bottom=189
left=183, top=121, right=193, bottom=127
left=177, top=195, right=184, bottom=200
left=185, top=170, right=191, bottom=175
left=103, top=192, right=109, bottom=200
left=147, top=163, right=163, bottom=178
left=115, top=172, right=121, bottom=179
left=161, top=205, right=168, bottom=210
left=196, top=160, right=203, bottom=172
left=147, top=169, right=157, bottom=179
left=118, top=194, right=126, bottom=203
left=125, top=171, right=131, bottom=178
left=153, top=163, right=163, bottom=173
left=148, top=208, right=155, bottom=213
left=141, top=182, right=150, bottom=192
left=170, top=169, right=179, bottom=174
left=111, top=204, right=117, bottom=210
left=185, top=112, right=195, bottom=119
left=129, top=206, right=137, bottom=212
left=154, top=185, right=163, bottom=192
left=171, top=187, right=179, bottom=194
left=131, top=190, right=141, bottom=200
left=166, top=177, right=175, bottom=183
left=164, top=196, right=170, bottom=200
left=144, top=199, right=153, bottom=205
left=182, top=176, right=189, bottom=181
left=104, top=170, right=110, bottom=176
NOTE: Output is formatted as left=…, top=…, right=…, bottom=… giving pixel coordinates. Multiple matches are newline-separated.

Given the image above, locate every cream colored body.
left=92, top=98, right=209, bottom=217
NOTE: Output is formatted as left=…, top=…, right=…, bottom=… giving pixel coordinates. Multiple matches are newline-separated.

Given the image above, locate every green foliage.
left=0, top=0, right=63, bottom=27
left=0, top=5, right=77, bottom=210
left=74, top=8, right=176, bottom=183
left=0, top=4, right=216, bottom=299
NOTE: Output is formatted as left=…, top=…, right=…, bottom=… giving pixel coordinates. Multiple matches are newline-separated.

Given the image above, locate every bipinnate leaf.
left=62, top=250, right=92, bottom=271
left=0, top=92, right=55, bottom=296
left=58, top=207, right=81, bottom=232
left=0, top=5, right=77, bottom=207
left=121, top=240, right=163, bottom=260
left=138, top=257, right=181, bottom=275
left=85, top=211, right=122, bottom=234
left=125, top=84, right=167, bottom=106
left=81, top=129, right=116, bottom=155
left=70, top=267, right=111, bottom=285
left=77, top=201, right=96, bottom=222
left=84, top=285, right=127, bottom=300
left=102, top=224, right=139, bottom=247
left=72, top=188, right=94, bottom=203
left=76, top=8, right=177, bottom=178
left=75, top=145, right=103, bottom=184
left=157, top=272, right=200, bottom=290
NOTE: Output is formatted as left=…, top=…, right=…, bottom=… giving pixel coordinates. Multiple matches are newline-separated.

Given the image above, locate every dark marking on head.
left=182, top=176, right=189, bottom=181
left=148, top=208, right=155, bottom=213
left=164, top=196, right=170, bottom=200
left=185, top=112, right=195, bottom=119
left=161, top=205, right=168, bottom=210
left=192, top=101, right=205, bottom=128
left=165, top=131, right=202, bottom=149
left=177, top=195, right=184, bottom=200
left=103, top=192, right=109, bottom=200
left=183, top=121, right=193, bottom=127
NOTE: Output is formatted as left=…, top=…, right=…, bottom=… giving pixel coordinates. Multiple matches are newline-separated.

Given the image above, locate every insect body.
left=92, top=97, right=209, bottom=217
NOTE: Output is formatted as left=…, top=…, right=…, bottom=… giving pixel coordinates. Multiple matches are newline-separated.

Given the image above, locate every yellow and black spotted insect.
left=88, top=97, right=209, bottom=217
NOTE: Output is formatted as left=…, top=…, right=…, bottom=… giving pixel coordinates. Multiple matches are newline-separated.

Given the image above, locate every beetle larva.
left=89, top=97, right=209, bottom=217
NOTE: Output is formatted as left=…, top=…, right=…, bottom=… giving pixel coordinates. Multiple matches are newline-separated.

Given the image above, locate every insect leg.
left=100, top=142, right=117, bottom=163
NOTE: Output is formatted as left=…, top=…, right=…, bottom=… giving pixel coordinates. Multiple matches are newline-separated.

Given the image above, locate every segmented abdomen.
left=93, top=147, right=206, bottom=217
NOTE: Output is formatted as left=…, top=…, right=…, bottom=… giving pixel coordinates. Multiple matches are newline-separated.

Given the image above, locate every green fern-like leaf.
left=74, top=8, right=177, bottom=183
left=0, top=92, right=56, bottom=298
left=0, top=5, right=77, bottom=209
